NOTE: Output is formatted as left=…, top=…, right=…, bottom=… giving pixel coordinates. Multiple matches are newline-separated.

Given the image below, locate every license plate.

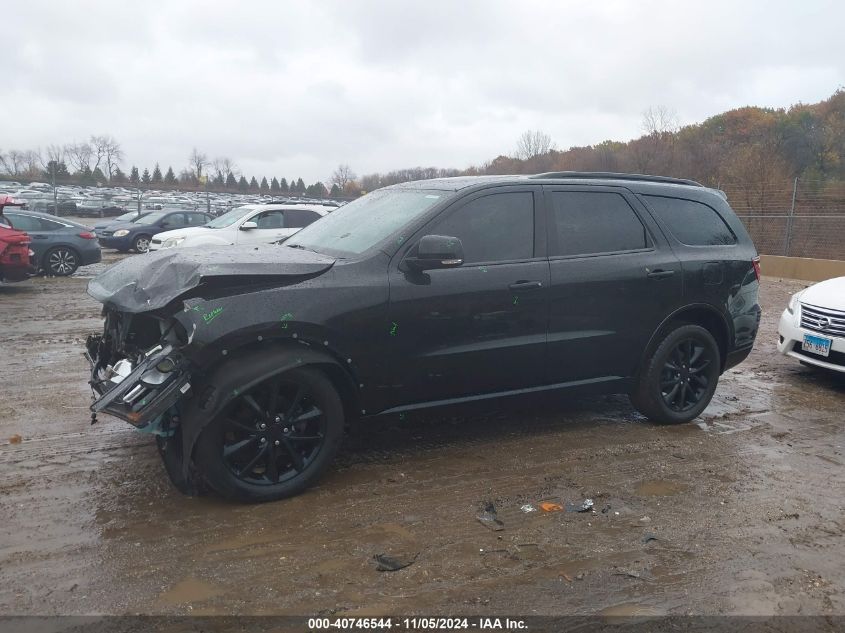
left=803, top=333, right=832, bottom=357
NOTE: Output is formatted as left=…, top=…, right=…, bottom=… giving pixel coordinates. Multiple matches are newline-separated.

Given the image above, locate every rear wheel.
left=133, top=234, right=151, bottom=253
left=44, top=246, right=79, bottom=276
left=195, top=367, right=344, bottom=502
left=630, top=324, right=720, bottom=424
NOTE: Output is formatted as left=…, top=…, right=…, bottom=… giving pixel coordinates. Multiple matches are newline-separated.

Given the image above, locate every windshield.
left=286, top=189, right=448, bottom=256
left=134, top=212, right=165, bottom=224
left=207, top=206, right=255, bottom=229
left=116, top=211, right=147, bottom=222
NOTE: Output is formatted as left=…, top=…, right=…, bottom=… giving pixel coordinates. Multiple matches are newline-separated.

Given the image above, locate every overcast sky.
left=2, top=0, right=843, bottom=183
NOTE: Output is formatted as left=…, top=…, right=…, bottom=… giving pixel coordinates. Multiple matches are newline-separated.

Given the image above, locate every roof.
left=389, top=172, right=705, bottom=192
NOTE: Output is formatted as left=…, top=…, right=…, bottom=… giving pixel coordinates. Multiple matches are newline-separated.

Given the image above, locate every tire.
left=630, top=324, right=721, bottom=424
left=133, top=234, right=151, bottom=253
left=44, top=246, right=80, bottom=276
left=195, top=367, right=345, bottom=502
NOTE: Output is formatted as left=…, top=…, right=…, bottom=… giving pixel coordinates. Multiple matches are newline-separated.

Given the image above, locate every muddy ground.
left=0, top=245, right=843, bottom=618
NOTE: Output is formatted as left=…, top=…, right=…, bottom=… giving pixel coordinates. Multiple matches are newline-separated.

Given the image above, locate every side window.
left=254, top=210, right=285, bottom=229
left=550, top=192, right=649, bottom=257
left=284, top=209, right=321, bottom=228
left=431, top=192, right=534, bottom=264
left=38, top=218, right=65, bottom=231
left=5, top=214, right=41, bottom=231
left=185, top=213, right=206, bottom=226
left=643, top=195, right=737, bottom=246
left=163, top=213, right=186, bottom=228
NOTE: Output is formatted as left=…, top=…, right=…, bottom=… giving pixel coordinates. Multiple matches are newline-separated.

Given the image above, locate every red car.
left=0, top=196, right=36, bottom=282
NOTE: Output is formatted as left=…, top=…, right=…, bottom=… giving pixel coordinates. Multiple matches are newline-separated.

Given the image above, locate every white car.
left=148, top=203, right=329, bottom=252
left=777, top=276, right=845, bottom=373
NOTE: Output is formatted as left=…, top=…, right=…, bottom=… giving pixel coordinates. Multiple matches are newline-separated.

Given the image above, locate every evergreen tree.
left=296, top=177, right=306, bottom=193
left=226, top=172, right=237, bottom=190
left=112, top=166, right=127, bottom=185
left=260, top=177, right=269, bottom=194
left=213, top=173, right=224, bottom=188
left=249, top=176, right=259, bottom=192
left=238, top=176, right=249, bottom=192
left=151, top=163, right=163, bottom=184
left=329, top=183, right=341, bottom=198
left=129, top=166, right=140, bottom=185
left=270, top=177, right=280, bottom=193
left=43, top=161, right=71, bottom=182
left=164, top=166, right=177, bottom=186
left=141, top=168, right=151, bottom=184
left=279, top=178, right=289, bottom=193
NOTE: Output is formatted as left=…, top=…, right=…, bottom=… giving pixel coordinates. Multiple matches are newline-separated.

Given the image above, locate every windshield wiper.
left=286, top=243, right=316, bottom=252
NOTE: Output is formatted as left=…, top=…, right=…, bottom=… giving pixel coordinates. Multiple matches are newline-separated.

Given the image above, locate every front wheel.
left=133, top=234, right=151, bottom=253
left=630, top=324, right=721, bottom=424
left=195, top=367, right=345, bottom=502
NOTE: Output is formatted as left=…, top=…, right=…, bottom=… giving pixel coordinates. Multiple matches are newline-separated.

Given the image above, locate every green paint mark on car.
left=390, top=322, right=398, bottom=336
left=203, top=307, right=224, bottom=324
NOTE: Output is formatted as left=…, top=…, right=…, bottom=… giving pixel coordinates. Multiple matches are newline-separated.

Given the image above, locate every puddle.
left=635, top=480, right=688, bottom=496
left=158, top=578, right=224, bottom=605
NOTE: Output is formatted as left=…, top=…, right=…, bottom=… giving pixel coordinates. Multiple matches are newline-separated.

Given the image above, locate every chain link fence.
left=724, top=178, right=845, bottom=260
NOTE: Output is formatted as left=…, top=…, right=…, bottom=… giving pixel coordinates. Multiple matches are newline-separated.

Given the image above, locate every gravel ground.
left=0, top=249, right=843, bottom=617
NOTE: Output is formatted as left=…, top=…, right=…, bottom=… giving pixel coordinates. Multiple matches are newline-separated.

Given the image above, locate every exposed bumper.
left=777, top=308, right=845, bottom=373
left=86, top=337, right=193, bottom=426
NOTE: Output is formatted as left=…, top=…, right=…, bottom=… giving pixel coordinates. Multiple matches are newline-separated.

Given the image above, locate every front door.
left=237, top=209, right=288, bottom=245
left=386, top=187, right=549, bottom=406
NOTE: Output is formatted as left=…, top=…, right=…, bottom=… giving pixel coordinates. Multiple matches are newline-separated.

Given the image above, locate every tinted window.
left=254, top=210, right=285, bottom=229
left=550, top=192, right=648, bottom=256
left=284, top=209, right=321, bottom=228
left=644, top=195, right=736, bottom=246
left=162, top=213, right=186, bottom=228
left=185, top=213, right=209, bottom=226
left=5, top=213, right=41, bottom=231
left=432, top=192, right=534, bottom=263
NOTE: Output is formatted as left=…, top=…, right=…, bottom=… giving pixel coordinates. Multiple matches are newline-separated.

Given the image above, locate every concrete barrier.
left=760, top=255, right=845, bottom=282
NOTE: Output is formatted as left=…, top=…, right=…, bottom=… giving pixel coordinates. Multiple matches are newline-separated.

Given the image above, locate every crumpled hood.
left=800, top=276, right=845, bottom=312
left=87, top=244, right=335, bottom=313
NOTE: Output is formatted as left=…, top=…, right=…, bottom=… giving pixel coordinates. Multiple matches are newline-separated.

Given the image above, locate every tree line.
left=3, top=88, right=844, bottom=209
left=0, top=141, right=341, bottom=199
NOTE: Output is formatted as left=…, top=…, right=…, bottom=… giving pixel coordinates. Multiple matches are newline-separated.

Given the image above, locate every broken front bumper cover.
left=86, top=340, right=192, bottom=427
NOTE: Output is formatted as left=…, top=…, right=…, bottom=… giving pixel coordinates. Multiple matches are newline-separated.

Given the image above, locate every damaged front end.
left=85, top=309, right=192, bottom=431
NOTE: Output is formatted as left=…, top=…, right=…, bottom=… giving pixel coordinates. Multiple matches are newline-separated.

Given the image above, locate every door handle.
left=33, top=235, right=49, bottom=239
left=508, top=280, right=543, bottom=291
left=646, top=268, right=675, bottom=279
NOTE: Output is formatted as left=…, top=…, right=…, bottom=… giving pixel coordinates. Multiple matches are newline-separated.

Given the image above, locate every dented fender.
left=178, top=345, right=356, bottom=476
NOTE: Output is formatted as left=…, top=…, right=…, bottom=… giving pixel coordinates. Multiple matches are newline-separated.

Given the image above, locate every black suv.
left=85, top=172, right=761, bottom=502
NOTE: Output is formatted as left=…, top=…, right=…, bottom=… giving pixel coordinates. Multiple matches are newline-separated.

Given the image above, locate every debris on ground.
left=642, top=533, right=659, bottom=544
left=601, top=503, right=612, bottom=514
left=566, top=498, right=594, bottom=513
left=519, top=504, right=536, bottom=513
left=560, top=572, right=573, bottom=582
left=476, top=502, right=505, bottom=531
left=8, top=435, right=22, bottom=444
left=613, top=568, right=643, bottom=579
left=539, top=501, right=563, bottom=513
left=373, top=552, right=418, bottom=572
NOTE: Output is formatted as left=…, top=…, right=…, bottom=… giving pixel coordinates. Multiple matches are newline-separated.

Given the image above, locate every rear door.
left=5, top=213, right=50, bottom=263
left=386, top=186, right=549, bottom=405
left=543, top=186, right=683, bottom=384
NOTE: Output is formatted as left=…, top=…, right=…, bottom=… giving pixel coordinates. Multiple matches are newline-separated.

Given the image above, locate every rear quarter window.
left=643, top=195, right=736, bottom=246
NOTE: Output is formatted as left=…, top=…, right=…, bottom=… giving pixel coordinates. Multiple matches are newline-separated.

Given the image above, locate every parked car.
left=777, top=277, right=845, bottom=373
left=2, top=209, right=102, bottom=276
left=0, top=196, right=36, bottom=282
left=96, top=210, right=214, bottom=253
left=85, top=172, right=761, bottom=502
left=148, top=204, right=328, bottom=251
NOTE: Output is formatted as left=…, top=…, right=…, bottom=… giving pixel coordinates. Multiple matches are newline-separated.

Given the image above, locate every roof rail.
left=530, top=171, right=703, bottom=187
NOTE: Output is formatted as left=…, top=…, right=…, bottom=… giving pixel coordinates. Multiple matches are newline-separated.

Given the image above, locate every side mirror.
left=405, top=235, right=464, bottom=271
left=240, top=221, right=258, bottom=230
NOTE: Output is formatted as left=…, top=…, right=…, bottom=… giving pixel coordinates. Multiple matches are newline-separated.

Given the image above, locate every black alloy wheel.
left=630, top=323, right=720, bottom=424
left=196, top=367, right=344, bottom=501
left=660, top=338, right=712, bottom=412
